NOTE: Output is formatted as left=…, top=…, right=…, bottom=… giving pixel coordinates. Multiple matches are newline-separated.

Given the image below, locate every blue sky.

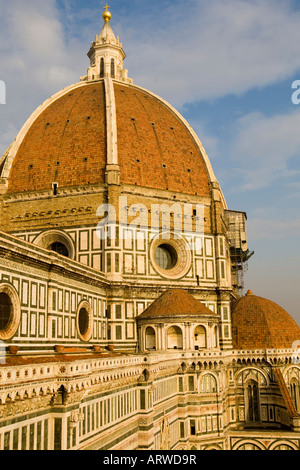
left=0, top=0, right=300, bottom=322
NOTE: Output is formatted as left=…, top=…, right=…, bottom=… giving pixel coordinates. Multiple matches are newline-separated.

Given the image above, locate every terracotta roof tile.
left=114, top=83, right=211, bottom=196
left=8, top=83, right=107, bottom=193
left=138, top=289, right=217, bottom=318
left=232, top=291, right=300, bottom=349
left=7, top=81, right=211, bottom=196
left=0, top=352, right=119, bottom=368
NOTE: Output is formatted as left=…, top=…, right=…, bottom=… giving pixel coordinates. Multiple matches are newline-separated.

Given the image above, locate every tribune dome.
left=232, top=290, right=300, bottom=349
left=138, top=289, right=218, bottom=319
left=0, top=12, right=224, bottom=204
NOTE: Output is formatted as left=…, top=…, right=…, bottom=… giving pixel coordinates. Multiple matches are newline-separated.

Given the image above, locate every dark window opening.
left=116, top=325, right=122, bottom=340
left=48, top=242, right=69, bottom=257
left=290, top=382, right=300, bottom=412
left=100, top=58, right=104, bottom=78
left=78, top=308, right=89, bottom=337
left=247, top=383, right=260, bottom=423
left=155, top=244, right=178, bottom=270
left=140, top=389, right=146, bottom=410
left=111, top=58, right=115, bottom=78
left=190, top=420, right=196, bottom=436
left=52, top=183, right=58, bottom=196
left=0, top=293, right=12, bottom=331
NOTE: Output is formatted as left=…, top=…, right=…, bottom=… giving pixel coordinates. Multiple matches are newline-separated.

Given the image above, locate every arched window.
left=34, top=230, right=75, bottom=259
left=111, top=58, right=115, bottom=78
left=200, top=374, right=217, bottom=393
left=246, top=380, right=260, bottom=423
left=194, top=325, right=206, bottom=349
left=167, top=326, right=183, bottom=350
left=290, top=379, right=300, bottom=412
left=57, top=385, right=67, bottom=405
left=100, top=58, right=104, bottom=78
left=145, top=326, right=156, bottom=350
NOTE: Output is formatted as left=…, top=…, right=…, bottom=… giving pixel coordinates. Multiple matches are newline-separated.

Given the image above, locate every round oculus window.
left=76, top=301, right=93, bottom=342
left=150, top=233, right=191, bottom=280
left=155, top=244, right=178, bottom=270
left=0, top=284, right=21, bottom=341
left=0, top=293, right=13, bottom=332
left=78, top=308, right=89, bottom=337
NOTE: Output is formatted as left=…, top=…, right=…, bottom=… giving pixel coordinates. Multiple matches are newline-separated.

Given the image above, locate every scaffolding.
left=225, top=210, right=254, bottom=295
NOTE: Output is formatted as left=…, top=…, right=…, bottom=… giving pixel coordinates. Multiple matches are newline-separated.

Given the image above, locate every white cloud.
left=247, top=214, right=300, bottom=241
left=123, top=0, right=300, bottom=107
left=2, top=0, right=300, bottom=160
left=229, top=110, right=300, bottom=190
left=0, top=0, right=86, bottom=155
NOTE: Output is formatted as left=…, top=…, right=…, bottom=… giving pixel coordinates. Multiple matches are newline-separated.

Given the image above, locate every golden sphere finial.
left=102, top=4, right=112, bottom=23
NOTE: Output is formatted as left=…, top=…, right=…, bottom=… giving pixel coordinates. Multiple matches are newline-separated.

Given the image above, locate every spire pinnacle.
left=102, top=4, right=112, bottom=23
left=82, top=5, right=133, bottom=84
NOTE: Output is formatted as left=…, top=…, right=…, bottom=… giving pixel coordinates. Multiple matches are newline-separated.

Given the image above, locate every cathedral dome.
left=0, top=12, right=225, bottom=204
left=3, top=80, right=215, bottom=197
left=231, top=290, right=300, bottom=349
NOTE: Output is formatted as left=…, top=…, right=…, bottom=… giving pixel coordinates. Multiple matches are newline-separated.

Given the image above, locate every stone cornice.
left=0, top=231, right=107, bottom=286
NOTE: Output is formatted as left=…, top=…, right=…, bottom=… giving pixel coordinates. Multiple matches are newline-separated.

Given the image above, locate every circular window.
left=78, top=308, right=89, bottom=337
left=150, top=232, right=191, bottom=279
left=76, top=301, right=92, bottom=342
left=155, top=244, right=178, bottom=270
left=0, top=284, right=21, bottom=341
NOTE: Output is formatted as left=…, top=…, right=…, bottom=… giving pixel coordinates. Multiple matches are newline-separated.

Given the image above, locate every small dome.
left=232, top=291, right=300, bottom=349
left=138, top=289, right=217, bottom=319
